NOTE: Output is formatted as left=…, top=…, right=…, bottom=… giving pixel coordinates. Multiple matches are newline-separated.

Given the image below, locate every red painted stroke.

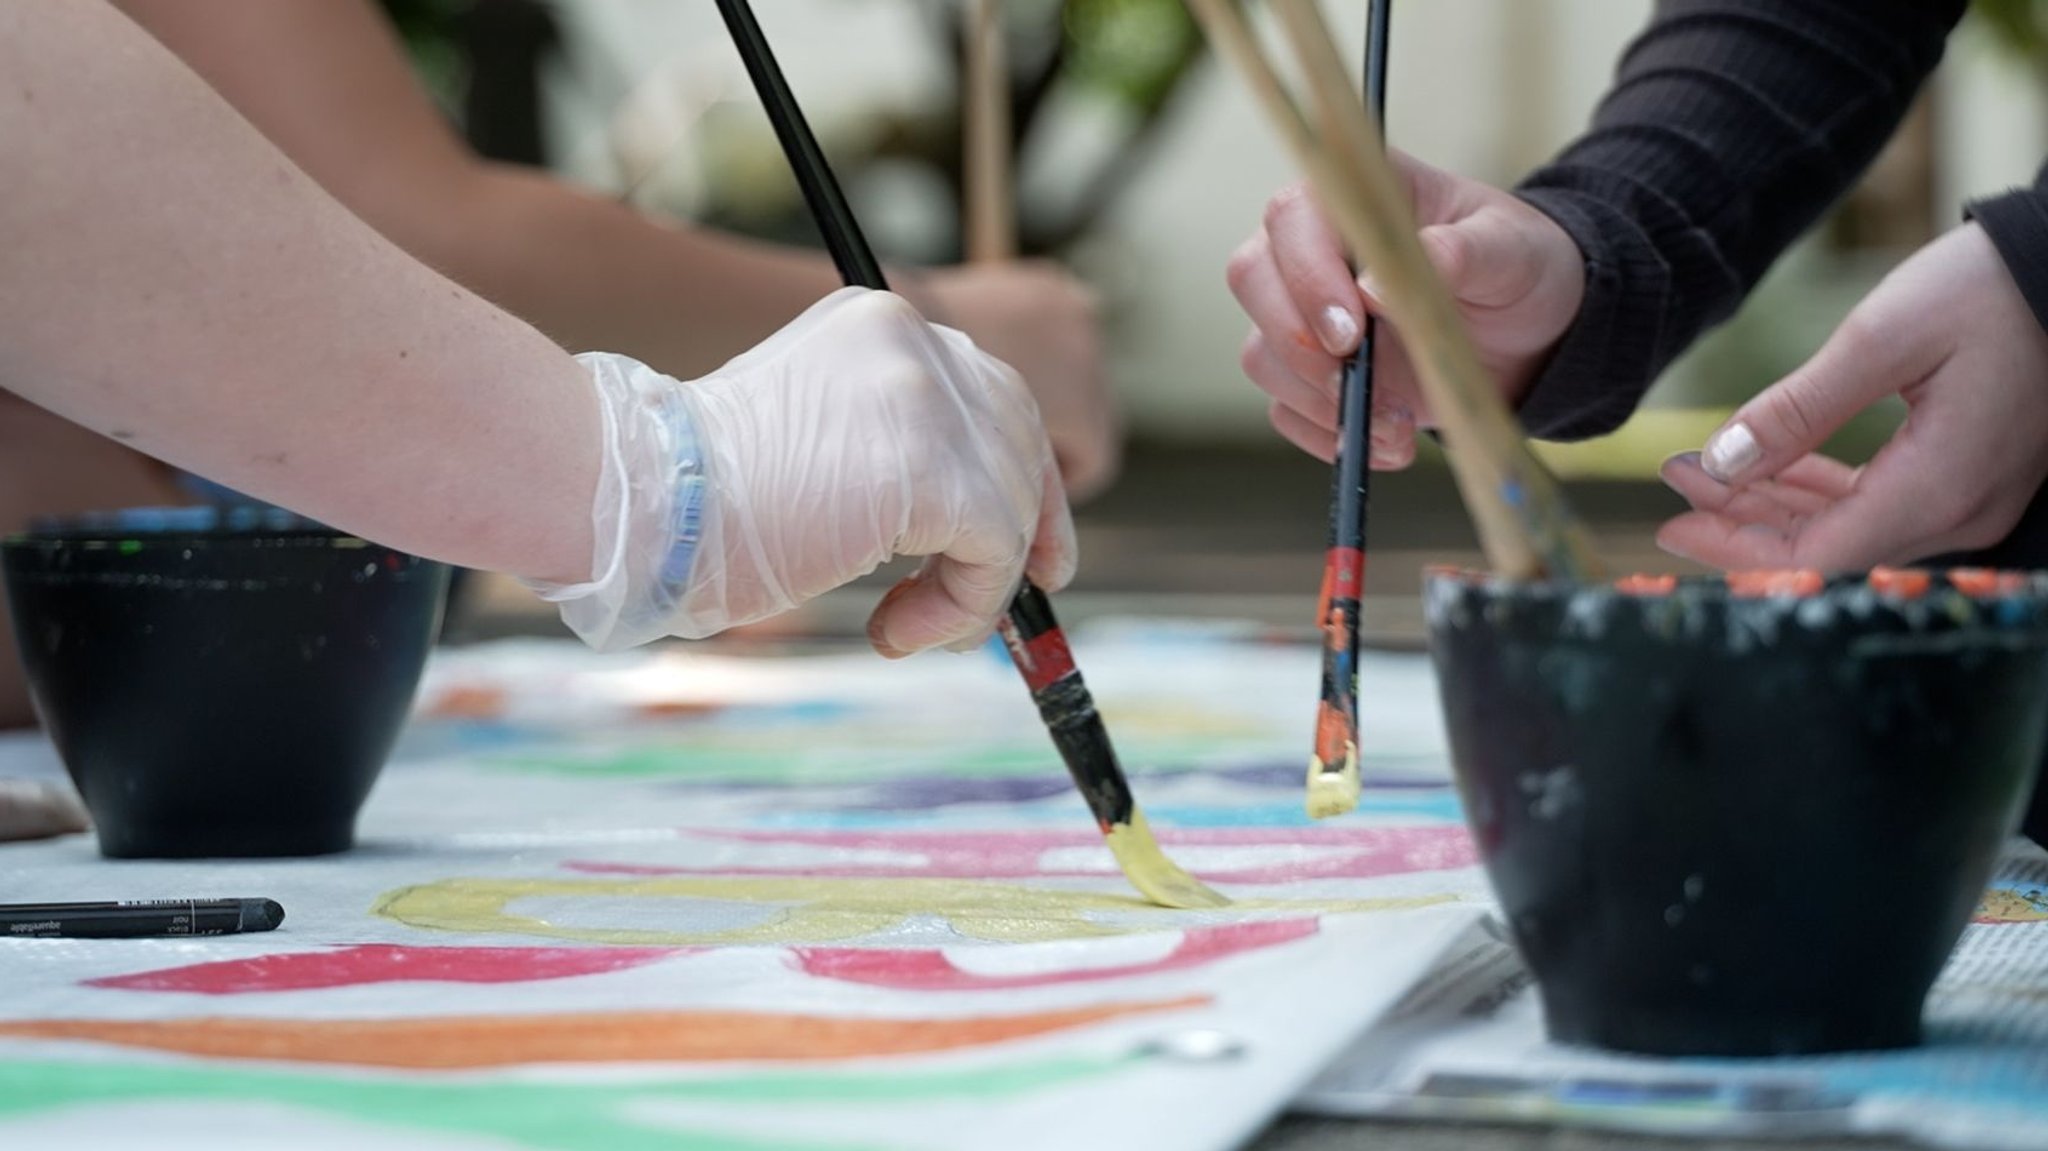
left=794, top=918, right=1319, bottom=990
left=85, top=944, right=686, bottom=995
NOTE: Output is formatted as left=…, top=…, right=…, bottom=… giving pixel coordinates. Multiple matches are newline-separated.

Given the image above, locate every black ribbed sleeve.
left=1509, top=0, right=1968, bottom=440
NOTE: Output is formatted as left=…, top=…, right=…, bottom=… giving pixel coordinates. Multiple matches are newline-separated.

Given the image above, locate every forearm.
left=396, top=164, right=846, bottom=377
left=1513, top=0, right=1965, bottom=439
left=0, top=3, right=597, bottom=586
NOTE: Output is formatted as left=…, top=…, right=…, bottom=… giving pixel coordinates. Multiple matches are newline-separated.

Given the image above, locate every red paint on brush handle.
left=1006, top=626, right=1077, bottom=693
left=1324, top=547, right=1366, bottom=603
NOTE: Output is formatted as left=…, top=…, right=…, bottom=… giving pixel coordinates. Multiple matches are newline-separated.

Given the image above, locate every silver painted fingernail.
left=1318, top=305, right=1360, bottom=354
left=1703, top=422, right=1760, bottom=482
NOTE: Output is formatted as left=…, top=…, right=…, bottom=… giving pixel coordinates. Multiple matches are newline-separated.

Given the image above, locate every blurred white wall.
left=539, top=1, right=2048, bottom=444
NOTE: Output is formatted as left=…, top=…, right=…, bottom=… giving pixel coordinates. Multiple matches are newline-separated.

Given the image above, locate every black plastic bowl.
left=1, top=509, right=448, bottom=858
left=1426, top=567, right=2048, bottom=1056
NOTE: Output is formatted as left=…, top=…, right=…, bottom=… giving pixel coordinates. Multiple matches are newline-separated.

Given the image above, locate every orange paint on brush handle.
left=1323, top=547, right=1365, bottom=602
left=0, top=999, right=1207, bottom=1069
left=1312, top=701, right=1354, bottom=768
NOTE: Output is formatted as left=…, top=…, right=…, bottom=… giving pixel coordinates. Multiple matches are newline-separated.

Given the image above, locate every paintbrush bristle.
left=1305, top=744, right=1361, bottom=820
left=1104, top=808, right=1230, bottom=909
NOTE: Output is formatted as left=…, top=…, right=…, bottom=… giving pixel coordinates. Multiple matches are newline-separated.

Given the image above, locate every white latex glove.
left=528, top=287, right=1077, bottom=655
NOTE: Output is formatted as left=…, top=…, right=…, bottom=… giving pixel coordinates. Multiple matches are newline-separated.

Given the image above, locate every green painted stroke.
left=0, top=1054, right=1128, bottom=1151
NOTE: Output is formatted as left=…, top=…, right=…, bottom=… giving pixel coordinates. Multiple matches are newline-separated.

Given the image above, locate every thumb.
left=1701, top=315, right=1908, bottom=486
left=1414, top=209, right=1551, bottom=308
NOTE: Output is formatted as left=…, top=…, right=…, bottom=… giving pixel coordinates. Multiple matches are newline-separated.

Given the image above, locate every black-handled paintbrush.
left=1306, top=0, right=1392, bottom=820
left=713, top=0, right=1225, bottom=910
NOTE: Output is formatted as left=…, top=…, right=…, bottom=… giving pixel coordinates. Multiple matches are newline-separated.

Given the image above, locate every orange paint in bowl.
left=1725, top=569, right=1825, bottom=598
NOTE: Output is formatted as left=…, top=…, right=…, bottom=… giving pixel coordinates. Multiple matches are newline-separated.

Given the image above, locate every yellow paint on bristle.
left=1105, top=808, right=1231, bottom=910
left=1305, top=743, right=1361, bottom=820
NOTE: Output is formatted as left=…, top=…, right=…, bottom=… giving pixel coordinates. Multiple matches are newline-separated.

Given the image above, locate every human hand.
left=919, top=262, right=1120, bottom=502
left=533, top=288, right=1076, bottom=656
left=1226, top=151, right=1585, bottom=465
left=1659, top=223, right=2048, bottom=570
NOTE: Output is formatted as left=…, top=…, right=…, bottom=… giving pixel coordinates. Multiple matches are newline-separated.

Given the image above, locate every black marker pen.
left=0, top=899, right=284, bottom=939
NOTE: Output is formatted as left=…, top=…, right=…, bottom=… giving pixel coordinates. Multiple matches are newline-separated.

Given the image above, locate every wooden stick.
left=964, top=0, right=1017, bottom=263
left=1188, top=0, right=1601, bottom=580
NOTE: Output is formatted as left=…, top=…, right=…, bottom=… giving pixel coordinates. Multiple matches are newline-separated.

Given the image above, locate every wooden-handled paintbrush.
left=1304, top=0, right=1391, bottom=821
left=965, top=0, right=1016, bottom=266
left=713, top=0, right=1225, bottom=910
left=1186, top=0, right=1602, bottom=583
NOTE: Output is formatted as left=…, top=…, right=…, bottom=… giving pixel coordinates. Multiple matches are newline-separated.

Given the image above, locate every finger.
left=1655, top=511, right=1806, bottom=570
left=1361, top=324, right=1434, bottom=427
left=1243, top=332, right=1339, bottom=432
left=1231, top=246, right=1347, bottom=400
left=1369, top=403, right=1416, bottom=470
left=867, top=551, right=1022, bottom=658
left=1026, top=457, right=1079, bottom=593
left=1416, top=205, right=1555, bottom=310
left=1661, top=451, right=1955, bottom=572
left=1263, top=182, right=1368, bottom=355
left=1271, top=401, right=1337, bottom=463
left=1701, top=305, right=1942, bottom=486
left=1661, top=453, right=1833, bottom=522
left=1773, top=454, right=1861, bottom=502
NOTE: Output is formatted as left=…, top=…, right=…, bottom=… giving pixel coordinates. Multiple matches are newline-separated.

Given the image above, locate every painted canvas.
left=0, top=623, right=1492, bottom=1151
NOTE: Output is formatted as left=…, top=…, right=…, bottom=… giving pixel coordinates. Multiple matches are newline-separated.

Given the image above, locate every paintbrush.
left=1304, top=0, right=1390, bottom=822
left=1186, top=0, right=1602, bottom=582
left=713, top=0, right=1226, bottom=910
left=964, top=0, right=1015, bottom=265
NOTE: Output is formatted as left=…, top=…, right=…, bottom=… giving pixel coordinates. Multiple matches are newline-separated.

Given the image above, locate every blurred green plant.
left=1063, top=0, right=1202, bottom=110
left=1978, top=0, right=2048, bottom=60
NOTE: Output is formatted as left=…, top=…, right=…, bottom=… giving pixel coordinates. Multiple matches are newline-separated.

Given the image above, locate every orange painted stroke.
left=0, top=998, right=1205, bottom=1070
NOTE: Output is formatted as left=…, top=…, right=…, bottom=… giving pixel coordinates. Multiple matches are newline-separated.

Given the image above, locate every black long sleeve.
left=1510, top=0, right=1968, bottom=440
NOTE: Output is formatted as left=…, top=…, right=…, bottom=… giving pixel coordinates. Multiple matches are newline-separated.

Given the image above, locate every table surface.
left=1255, top=1117, right=1911, bottom=1150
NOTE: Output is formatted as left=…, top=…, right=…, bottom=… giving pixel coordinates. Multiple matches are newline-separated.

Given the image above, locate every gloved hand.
left=528, top=287, right=1077, bottom=655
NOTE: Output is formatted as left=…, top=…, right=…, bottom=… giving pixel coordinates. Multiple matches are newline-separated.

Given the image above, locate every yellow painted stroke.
left=0, top=999, right=1203, bottom=1069
left=1978, top=888, right=2048, bottom=923
left=374, top=876, right=1450, bottom=946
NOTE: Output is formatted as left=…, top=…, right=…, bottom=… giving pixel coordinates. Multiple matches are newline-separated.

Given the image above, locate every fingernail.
left=1317, top=305, right=1360, bottom=355
left=1702, top=422, right=1760, bottom=483
left=1356, top=272, right=1385, bottom=310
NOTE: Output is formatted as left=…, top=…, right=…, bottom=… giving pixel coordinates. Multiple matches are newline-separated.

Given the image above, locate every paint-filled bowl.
left=1425, top=567, right=2048, bottom=1056
left=1, top=508, right=449, bottom=858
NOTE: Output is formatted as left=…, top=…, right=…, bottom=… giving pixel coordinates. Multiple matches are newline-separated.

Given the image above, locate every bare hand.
left=1659, top=224, right=2048, bottom=570
left=921, top=262, right=1120, bottom=502
left=1226, top=152, right=1584, bottom=465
